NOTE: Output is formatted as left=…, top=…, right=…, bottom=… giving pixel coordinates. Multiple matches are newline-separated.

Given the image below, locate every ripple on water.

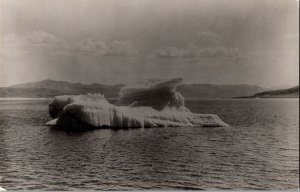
left=0, top=99, right=299, bottom=190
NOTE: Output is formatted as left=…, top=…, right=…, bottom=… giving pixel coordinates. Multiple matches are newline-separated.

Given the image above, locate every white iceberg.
left=46, top=78, right=228, bottom=129
left=116, top=78, right=187, bottom=111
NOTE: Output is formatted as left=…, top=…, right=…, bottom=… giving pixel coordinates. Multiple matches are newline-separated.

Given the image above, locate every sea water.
left=0, top=99, right=298, bottom=190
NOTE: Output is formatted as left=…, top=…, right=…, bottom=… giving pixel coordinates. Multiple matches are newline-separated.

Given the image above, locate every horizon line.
left=2, top=78, right=299, bottom=90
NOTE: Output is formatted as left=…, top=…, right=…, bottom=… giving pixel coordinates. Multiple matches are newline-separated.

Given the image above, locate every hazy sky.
left=0, top=0, right=299, bottom=87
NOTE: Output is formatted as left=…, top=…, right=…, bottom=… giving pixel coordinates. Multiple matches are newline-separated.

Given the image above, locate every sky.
left=0, top=0, right=299, bottom=88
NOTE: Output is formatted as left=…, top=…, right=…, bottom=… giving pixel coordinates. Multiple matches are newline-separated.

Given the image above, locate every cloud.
left=156, top=47, right=191, bottom=58
left=194, top=32, right=221, bottom=48
left=76, top=38, right=107, bottom=56
left=193, top=46, right=240, bottom=58
left=156, top=32, right=240, bottom=58
left=76, top=39, right=138, bottom=57
left=1, top=32, right=139, bottom=59
left=26, top=31, right=58, bottom=44
left=1, top=31, right=70, bottom=57
left=106, top=40, right=138, bottom=56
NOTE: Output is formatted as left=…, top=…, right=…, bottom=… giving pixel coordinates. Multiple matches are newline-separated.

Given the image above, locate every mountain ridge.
left=235, top=86, right=299, bottom=98
left=1, top=79, right=268, bottom=99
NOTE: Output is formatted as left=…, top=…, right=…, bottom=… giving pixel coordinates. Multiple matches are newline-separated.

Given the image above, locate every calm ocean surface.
left=0, top=99, right=298, bottom=190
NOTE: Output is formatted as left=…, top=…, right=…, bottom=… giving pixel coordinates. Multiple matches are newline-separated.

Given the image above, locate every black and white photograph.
left=0, top=0, right=299, bottom=191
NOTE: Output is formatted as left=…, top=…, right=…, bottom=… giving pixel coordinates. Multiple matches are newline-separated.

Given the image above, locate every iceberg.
left=116, top=78, right=187, bottom=111
left=46, top=78, right=228, bottom=129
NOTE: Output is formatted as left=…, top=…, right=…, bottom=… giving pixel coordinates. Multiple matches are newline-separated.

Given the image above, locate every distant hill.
left=0, top=87, right=63, bottom=98
left=0, top=79, right=267, bottom=99
left=235, top=86, right=299, bottom=98
left=8, top=79, right=124, bottom=98
left=177, top=84, right=265, bottom=99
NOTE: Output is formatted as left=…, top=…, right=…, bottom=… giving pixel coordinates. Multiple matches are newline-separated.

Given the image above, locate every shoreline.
left=233, top=96, right=299, bottom=99
left=0, top=98, right=53, bottom=101
left=0, top=97, right=298, bottom=101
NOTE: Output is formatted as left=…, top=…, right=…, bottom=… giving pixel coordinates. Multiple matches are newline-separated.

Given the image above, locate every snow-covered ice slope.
left=46, top=78, right=228, bottom=129
left=116, top=78, right=186, bottom=111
